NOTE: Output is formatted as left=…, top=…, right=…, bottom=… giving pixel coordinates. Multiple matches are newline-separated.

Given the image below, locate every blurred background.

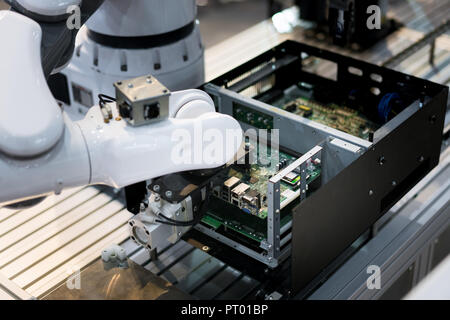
left=197, top=0, right=268, bottom=48
left=196, top=0, right=294, bottom=47
left=0, top=0, right=294, bottom=49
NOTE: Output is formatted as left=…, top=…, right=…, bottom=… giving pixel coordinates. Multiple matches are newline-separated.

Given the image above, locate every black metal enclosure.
left=207, top=40, right=448, bottom=295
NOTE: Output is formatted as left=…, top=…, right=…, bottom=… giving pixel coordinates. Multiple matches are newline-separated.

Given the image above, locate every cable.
left=98, top=94, right=116, bottom=108
left=152, top=179, right=218, bottom=227
left=156, top=196, right=210, bottom=226
left=378, top=92, right=400, bottom=123
left=156, top=214, right=195, bottom=226
left=155, top=190, right=211, bottom=227
left=157, top=213, right=196, bottom=226
left=155, top=219, right=190, bottom=227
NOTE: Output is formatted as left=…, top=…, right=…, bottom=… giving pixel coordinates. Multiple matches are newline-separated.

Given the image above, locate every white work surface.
left=1, top=1, right=449, bottom=299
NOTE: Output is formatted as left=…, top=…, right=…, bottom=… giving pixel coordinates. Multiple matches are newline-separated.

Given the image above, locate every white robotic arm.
left=0, top=11, right=243, bottom=205
left=9, top=0, right=82, bottom=17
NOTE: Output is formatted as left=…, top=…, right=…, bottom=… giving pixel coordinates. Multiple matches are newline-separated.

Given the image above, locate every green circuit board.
left=270, top=84, right=379, bottom=140
left=232, top=102, right=274, bottom=130
left=280, top=97, right=378, bottom=140
left=201, top=146, right=321, bottom=243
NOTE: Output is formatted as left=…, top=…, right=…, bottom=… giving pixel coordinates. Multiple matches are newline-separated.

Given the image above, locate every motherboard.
left=201, top=145, right=321, bottom=244
left=270, top=84, right=380, bottom=140
left=281, top=97, right=378, bottom=140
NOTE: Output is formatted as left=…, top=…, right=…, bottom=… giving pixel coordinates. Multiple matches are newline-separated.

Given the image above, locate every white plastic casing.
left=0, top=11, right=64, bottom=157
left=0, top=84, right=242, bottom=205
left=16, top=0, right=81, bottom=17
left=62, top=0, right=203, bottom=121
left=62, top=25, right=204, bottom=120
left=0, top=113, right=90, bottom=204
left=0, top=11, right=241, bottom=205
left=86, top=0, right=196, bottom=37
left=78, top=96, right=242, bottom=188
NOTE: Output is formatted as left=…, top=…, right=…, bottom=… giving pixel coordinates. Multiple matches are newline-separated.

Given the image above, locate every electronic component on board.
left=242, top=189, right=261, bottom=214
left=282, top=172, right=301, bottom=186
left=231, top=183, right=250, bottom=199
left=285, top=103, right=297, bottom=112
left=222, top=177, right=240, bottom=202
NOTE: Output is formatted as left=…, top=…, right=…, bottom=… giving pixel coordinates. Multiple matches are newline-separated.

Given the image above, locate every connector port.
left=144, top=103, right=160, bottom=120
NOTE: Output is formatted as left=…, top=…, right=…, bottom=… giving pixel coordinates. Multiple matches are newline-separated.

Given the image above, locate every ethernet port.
left=144, top=102, right=160, bottom=120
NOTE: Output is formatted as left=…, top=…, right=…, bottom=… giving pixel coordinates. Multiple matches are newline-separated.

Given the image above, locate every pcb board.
left=270, top=84, right=380, bottom=140
left=201, top=146, right=321, bottom=243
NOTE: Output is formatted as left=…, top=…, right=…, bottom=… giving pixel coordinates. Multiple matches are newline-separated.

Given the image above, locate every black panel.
left=47, top=73, right=71, bottom=106
left=379, top=264, right=415, bottom=300
left=124, top=182, right=147, bottom=214
left=291, top=88, right=447, bottom=293
left=432, top=224, right=450, bottom=269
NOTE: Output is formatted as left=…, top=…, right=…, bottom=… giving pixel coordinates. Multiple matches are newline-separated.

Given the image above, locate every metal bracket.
left=267, top=145, right=323, bottom=260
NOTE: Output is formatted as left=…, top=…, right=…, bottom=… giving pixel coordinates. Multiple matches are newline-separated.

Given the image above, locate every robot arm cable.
left=155, top=189, right=212, bottom=227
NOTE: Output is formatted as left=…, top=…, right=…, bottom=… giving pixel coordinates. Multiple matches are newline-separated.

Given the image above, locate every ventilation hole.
left=371, top=73, right=383, bottom=83
left=75, top=45, right=81, bottom=57
left=371, top=87, right=381, bottom=96
left=120, top=51, right=128, bottom=72
left=348, top=66, right=363, bottom=76
left=302, top=56, right=338, bottom=81
left=93, top=46, right=99, bottom=66
left=153, top=49, right=161, bottom=71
